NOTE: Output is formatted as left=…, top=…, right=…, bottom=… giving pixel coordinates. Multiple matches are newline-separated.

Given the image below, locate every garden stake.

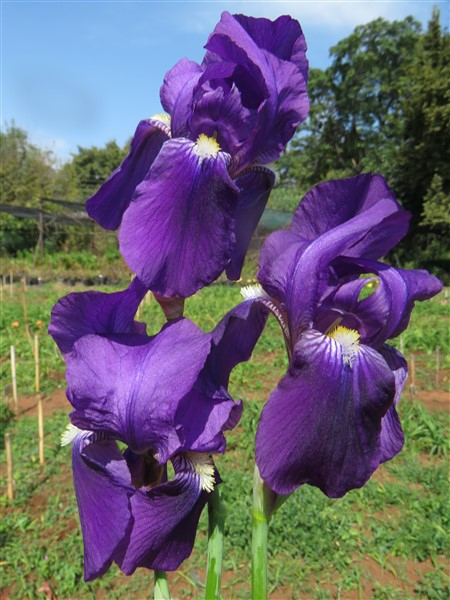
left=10, top=345, right=18, bottom=413
left=409, top=354, right=416, bottom=396
left=38, top=396, right=45, bottom=467
left=34, top=334, right=40, bottom=393
left=9, top=270, right=13, bottom=297
left=5, top=433, right=14, bottom=501
left=435, top=347, right=440, bottom=387
left=21, top=275, right=33, bottom=349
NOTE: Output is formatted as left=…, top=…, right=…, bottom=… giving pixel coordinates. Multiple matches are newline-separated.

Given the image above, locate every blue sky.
left=2, top=0, right=448, bottom=162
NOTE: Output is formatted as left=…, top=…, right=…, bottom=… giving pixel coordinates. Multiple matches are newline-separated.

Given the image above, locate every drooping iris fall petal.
left=119, top=137, right=239, bottom=297
left=256, top=329, right=397, bottom=497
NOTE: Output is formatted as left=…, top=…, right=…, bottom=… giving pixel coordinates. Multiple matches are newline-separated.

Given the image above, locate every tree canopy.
left=280, top=9, right=449, bottom=270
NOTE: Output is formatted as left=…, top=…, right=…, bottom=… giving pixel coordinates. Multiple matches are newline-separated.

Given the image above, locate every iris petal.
left=119, top=138, right=239, bottom=298
left=86, top=119, right=170, bottom=230
left=160, top=58, right=203, bottom=137
left=72, top=434, right=133, bottom=581
left=205, top=11, right=308, bottom=168
left=331, top=256, right=443, bottom=346
left=226, top=167, right=275, bottom=280
left=256, top=329, right=396, bottom=497
left=49, top=278, right=147, bottom=356
left=118, top=454, right=211, bottom=574
left=378, top=345, right=407, bottom=462
left=65, top=319, right=211, bottom=460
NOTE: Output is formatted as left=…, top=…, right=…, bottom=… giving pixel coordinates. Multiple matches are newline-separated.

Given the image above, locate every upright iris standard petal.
left=232, top=13, right=308, bottom=80
left=119, top=138, right=239, bottom=297
left=205, top=11, right=309, bottom=169
left=49, top=278, right=147, bottom=356
left=65, top=319, right=212, bottom=460
left=259, top=175, right=411, bottom=334
left=256, top=330, right=397, bottom=498
left=86, top=118, right=171, bottom=230
left=160, top=59, right=203, bottom=137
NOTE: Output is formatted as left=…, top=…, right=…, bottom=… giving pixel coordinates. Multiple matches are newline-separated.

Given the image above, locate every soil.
left=16, top=381, right=448, bottom=420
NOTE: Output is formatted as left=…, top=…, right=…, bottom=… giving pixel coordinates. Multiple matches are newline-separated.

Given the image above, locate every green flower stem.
left=205, top=486, right=226, bottom=599
left=251, top=466, right=278, bottom=600
left=154, top=570, right=170, bottom=600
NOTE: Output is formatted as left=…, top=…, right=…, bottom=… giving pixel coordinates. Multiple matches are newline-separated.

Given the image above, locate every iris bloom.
left=86, top=12, right=309, bottom=297
left=241, top=174, right=442, bottom=498
left=49, top=280, right=266, bottom=579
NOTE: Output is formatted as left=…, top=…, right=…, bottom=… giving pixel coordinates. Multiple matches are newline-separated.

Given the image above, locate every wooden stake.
left=9, top=270, right=13, bottom=297
left=34, top=335, right=40, bottom=393
left=409, top=354, right=416, bottom=396
left=5, top=433, right=14, bottom=501
left=435, top=347, right=440, bottom=388
left=38, top=396, right=45, bottom=467
left=21, top=276, right=33, bottom=349
left=10, top=345, right=18, bottom=413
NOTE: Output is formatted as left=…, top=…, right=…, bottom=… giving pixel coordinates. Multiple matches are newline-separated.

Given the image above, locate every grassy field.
left=0, top=279, right=448, bottom=599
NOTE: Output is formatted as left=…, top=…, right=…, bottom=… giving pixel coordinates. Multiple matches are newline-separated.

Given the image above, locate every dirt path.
left=16, top=385, right=449, bottom=419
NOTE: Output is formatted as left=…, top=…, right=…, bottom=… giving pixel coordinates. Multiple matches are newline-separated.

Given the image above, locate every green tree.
left=421, top=174, right=450, bottom=231
left=0, top=124, right=59, bottom=253
left=281, top=16, right=421, bottom=193
left=68, top=141, right=127, bottom=199
left=0, top=123, right=56, bottom=207
left=392, top=8, right=450, bottom=237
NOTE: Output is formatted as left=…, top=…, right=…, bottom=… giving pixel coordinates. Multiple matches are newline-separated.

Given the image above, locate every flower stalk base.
left=205, top=487, right=226, bottom=599
left=154, top=570, right=170, bottom=599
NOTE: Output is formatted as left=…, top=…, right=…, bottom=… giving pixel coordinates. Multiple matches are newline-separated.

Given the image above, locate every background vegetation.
left=1, top=10, right=449, bottom=280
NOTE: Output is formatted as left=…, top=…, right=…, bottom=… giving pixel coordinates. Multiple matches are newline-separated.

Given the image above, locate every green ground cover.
left=0, top=282, right=448, bottom=599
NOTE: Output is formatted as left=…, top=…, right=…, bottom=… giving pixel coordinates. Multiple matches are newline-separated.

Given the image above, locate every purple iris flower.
left=240, top=173, right=443, bottom=499
left=86, top=12, right=309, bottom=297
left=49, top=280, right=267, bottom=580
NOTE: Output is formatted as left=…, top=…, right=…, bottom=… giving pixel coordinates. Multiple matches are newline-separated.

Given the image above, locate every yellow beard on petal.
left=193, top=134, right=221, bottom=159
left=328, top=325, right=361, bottom=366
